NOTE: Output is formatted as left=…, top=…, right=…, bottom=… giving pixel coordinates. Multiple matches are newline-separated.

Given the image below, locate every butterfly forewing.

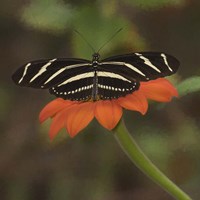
left=101, top=52, right=179, bottom=81
left=12, top=58, right=91, bottom=88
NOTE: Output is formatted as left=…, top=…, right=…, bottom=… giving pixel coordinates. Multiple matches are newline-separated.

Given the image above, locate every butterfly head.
left=92, top=53, right=100, bottom=62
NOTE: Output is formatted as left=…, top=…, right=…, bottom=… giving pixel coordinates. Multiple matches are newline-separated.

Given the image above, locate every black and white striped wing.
left=101, top=52, right=179, bottom=81
left=12, top=58, right=95, bottom=100
left=49, top=71, right=95, bottom=101
left=12, top=52, right=179, bottom=101
left=96, top=70, right=139, bottom=100
left=12, top=58, right=91, bottom=88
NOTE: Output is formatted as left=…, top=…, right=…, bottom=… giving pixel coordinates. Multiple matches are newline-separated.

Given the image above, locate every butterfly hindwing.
left=96, top=70, right=139, bottom=100
left=49, top=72, right=94, bottom=101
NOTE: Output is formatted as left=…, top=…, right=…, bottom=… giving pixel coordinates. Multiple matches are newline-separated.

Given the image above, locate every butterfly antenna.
left=74, top=29, right=96, bottom=53
left=97, top=28, right=123, bottom=53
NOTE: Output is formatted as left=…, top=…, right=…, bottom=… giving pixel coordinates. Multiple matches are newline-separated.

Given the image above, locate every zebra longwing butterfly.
left=12, top=52, right=179, bottom=101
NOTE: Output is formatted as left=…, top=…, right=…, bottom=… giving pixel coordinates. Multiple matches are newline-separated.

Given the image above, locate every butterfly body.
left=12, top=52, right=179, bottom=101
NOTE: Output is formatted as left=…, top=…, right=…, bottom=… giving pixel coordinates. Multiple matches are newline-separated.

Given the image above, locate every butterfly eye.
left=92, top=53, right=100, bottom=61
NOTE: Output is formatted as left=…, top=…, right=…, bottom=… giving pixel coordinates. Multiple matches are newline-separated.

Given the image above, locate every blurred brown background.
left=1, top=0, right=200, bottom=199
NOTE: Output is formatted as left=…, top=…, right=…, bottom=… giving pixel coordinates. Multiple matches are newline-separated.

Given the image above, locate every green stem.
left=113, top=120, right=192, bottom=200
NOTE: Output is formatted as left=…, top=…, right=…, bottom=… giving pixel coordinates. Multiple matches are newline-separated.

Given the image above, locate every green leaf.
left=177, top=76, right=200, bottom=97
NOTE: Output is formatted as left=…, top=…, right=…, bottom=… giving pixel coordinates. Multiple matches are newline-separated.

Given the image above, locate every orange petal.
left=65, top=102, right=95, bottom=137
left=39, top=98, right=74, bottom=123
left=117, top=91, right=148, bottom=115
left=49, top=108, right=69, bottom=140
left=140, top=78, right=178, bottom=102
left=94, top=100, right=122, bottom=130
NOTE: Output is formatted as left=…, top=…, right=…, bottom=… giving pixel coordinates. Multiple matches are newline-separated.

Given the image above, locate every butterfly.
left=12, top=52, right=179, bottom=101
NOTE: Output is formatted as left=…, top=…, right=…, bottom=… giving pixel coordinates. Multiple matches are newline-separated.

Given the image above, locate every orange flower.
left=39, top=78, right=178, bottom=139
